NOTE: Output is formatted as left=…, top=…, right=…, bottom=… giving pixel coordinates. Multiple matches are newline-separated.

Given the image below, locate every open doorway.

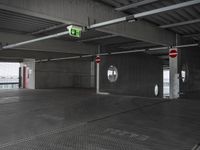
left=163, top=68, right=170, bottom=98
left=0, top=62, right=20, bottom=89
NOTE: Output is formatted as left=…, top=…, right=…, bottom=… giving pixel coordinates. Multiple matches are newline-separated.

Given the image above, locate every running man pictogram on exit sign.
left=67, top=25, right=82, bottom=38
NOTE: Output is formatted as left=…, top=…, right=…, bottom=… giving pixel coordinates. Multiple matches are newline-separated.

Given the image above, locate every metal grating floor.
left=0, top=89, right=199, bottom=150
left=0, top=123, right=151, bottom=150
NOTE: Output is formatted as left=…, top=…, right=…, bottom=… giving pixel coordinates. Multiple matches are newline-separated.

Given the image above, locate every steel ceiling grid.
left=100, top=0, right=200, bottom=37
left=135, top=1, right=200, bottom=24
left=98, top=0, right=132, bottom=7
left=0, top=9, right=61, bottom=34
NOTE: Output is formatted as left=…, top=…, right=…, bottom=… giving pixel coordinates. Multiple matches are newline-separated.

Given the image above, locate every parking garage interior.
left=0, top=0, right=200, bottom=150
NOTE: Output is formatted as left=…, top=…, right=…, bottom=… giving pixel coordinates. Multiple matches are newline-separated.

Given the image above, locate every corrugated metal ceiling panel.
left=0, top=9, right=62, bottom=34
left=99, top=0, right=200, bottom=41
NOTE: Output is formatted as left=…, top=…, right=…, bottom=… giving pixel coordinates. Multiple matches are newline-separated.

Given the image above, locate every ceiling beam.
left=0, top=49, right=77, bottom=60
left=183, top=33, right=200, bottom=38
left=160, top=19, right=200, bottom=28
left=116, top=0, right=159, bottom=11
left=0, top=57, right=23, bottom=62
left=134, top=0, right=200, bottom=18
left=78, top=35, right=118, bottom=42
left=0, top=0, right=176, bottom=46
left=0, top=31, right=96, bottom=54
left=31, top=24, right=67, bottom=35
left=118, top=42, right=157, bottom=49
left=106, top=41, right=156, bottom=49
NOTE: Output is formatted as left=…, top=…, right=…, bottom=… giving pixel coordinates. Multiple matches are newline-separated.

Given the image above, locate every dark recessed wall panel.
left=100, top=53, right=163, bottom=98
left=35, top=60, right=95, bottom=89
left=180, top=47, right=200, bottom=99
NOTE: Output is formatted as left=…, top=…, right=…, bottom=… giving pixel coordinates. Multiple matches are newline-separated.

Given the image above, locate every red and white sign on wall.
left=96, top=56, right=101, bottom=64
left=169, top=48, right=178, bottom=58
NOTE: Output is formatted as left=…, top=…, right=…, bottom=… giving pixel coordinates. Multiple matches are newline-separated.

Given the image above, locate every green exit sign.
left=67, top=25, right=82, bottom=38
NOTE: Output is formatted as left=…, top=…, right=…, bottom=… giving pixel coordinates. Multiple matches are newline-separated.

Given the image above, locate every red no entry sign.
left=96, top=56, right=101, bottom=63
left=169, top=49, right=178, bottom=58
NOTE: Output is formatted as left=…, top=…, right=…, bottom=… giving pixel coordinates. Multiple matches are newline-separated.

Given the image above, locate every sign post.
left=96, top=55, right=100, bottom=94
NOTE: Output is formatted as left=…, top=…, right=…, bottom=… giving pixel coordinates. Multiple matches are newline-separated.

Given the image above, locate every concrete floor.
left=0, top=88, right=199, bottom=150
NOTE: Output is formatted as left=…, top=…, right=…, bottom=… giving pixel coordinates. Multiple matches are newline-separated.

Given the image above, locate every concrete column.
left=90, top=61, right=95, bottom=88
left=22, top=59, right=35, bottom=89
left=169, top=52, right=179, bottom=99
left=169, top=35, right=180, bottom=99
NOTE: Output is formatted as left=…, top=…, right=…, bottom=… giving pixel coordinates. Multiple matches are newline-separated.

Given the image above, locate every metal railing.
left=0, top=82, right=19, bottom=89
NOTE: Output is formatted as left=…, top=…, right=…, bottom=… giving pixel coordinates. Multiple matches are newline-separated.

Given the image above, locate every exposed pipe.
left=176, top=43, right=199, bottom=48
left=36, top=43, right=199, bottom=63
left=86, top=15, right=135, bottom=30
left=2, top=31, right=69, bottom=50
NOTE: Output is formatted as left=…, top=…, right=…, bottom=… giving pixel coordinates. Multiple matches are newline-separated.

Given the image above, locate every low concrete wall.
left=100, top=53, right=163, bottom=98
left=35, top=60, right=95, bottom=89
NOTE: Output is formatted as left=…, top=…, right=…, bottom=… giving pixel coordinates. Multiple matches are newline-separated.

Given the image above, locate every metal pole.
left=176, top=43, right=199, bottom=48
left=2, top=31, right=69, bottom=50
left=87, top=15, right=135, bottom=30
left=96, top=45, right=101, bottom=94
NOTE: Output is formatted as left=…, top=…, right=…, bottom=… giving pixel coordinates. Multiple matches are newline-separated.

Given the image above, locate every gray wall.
left=22, top=59, right=35, bottom=89
left=35, top=60, right=95, bottom=89
left=180, top=47, right=200, bottom=99
left=100, top=53, right=163, bottom=98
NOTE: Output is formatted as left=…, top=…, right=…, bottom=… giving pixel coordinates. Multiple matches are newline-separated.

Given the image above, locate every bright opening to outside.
left=0, top=62, right=20, bottom=89
left=163, top=69, right=170, bottom=98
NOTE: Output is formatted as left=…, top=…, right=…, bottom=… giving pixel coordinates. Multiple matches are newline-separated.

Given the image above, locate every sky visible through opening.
left=163, top=69, right=169, bottom=97
left=163, top=70, right=169, bottom=81
left=0, top=62, right=20, bottom=78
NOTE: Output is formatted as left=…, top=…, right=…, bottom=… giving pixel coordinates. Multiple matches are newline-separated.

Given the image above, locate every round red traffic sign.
left=169, top=49, right=178, bottom=58
left=96, top=56, right=101, bottom=63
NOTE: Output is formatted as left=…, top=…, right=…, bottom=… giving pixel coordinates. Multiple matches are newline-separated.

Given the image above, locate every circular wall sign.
left=154, top=84, right=159, bottom=96
left=107, top=65, right=118, bottom=83
left=96, top=56, right=101, bottom=64
left=169, top=49, right=178, bottom=58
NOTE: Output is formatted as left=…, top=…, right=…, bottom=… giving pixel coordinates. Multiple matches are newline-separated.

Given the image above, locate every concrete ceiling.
left=0, top=0, right=199, bottom=63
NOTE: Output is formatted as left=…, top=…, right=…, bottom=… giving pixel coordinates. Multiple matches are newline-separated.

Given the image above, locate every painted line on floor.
left=87, top=100, right=170, bottom=123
